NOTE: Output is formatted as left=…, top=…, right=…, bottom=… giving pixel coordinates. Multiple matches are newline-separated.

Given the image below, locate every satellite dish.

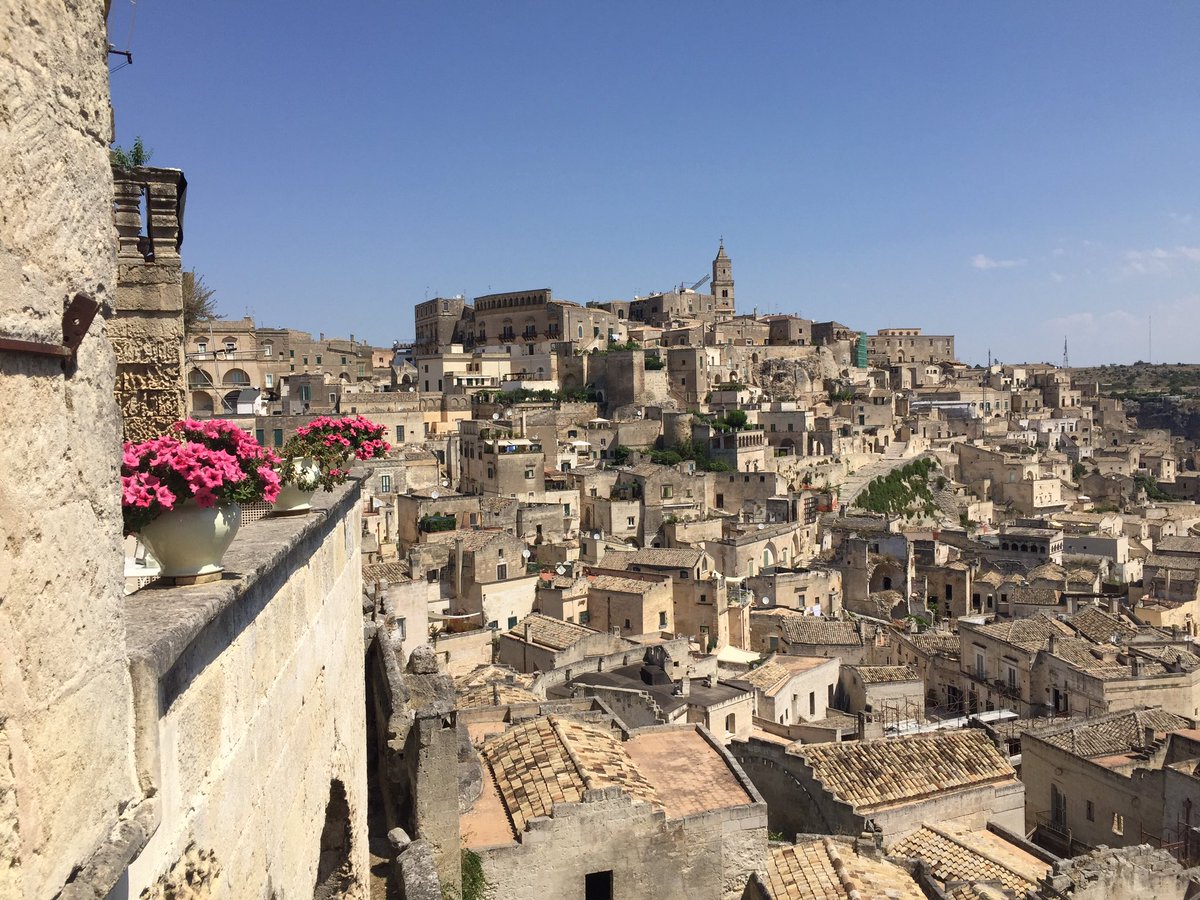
left=521, top=549, right=531, bottom=559
left=441, top=479, right=450, bottom=487
left=492, top=412, right=500, bottom=420
left=592, top=532, right=601, bottom=540
left=760, top=596, right=771, bottom=606
left=430, top=491, right=439, bottom=499
left=757, top=523, right=765, bottom=530
left=555, top=565, right=566, bottom=575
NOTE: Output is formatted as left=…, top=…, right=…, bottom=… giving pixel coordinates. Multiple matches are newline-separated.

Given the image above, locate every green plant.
left=110, top=135, right=152, bottom=170
left=1072, top=461, right=1087, bottom=482
left=613, top=445, right=633, bottom=464
left=461, top=849, right=487, bottom=900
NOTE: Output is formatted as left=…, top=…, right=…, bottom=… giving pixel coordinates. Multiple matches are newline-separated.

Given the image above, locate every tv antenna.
left=1062, top=336, right=1069, bottom=369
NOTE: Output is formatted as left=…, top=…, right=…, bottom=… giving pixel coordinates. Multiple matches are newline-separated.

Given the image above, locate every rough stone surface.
left=122, top=480, right=370, bottom=897
left=0, top=3, right=141, bottom=897
left=110, top=167, right=186, bottom=442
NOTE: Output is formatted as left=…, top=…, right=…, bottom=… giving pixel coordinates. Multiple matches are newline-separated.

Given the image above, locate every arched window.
left=222, top=368, right=250, bottom=386
left=725, top=713, right=736, bottom=734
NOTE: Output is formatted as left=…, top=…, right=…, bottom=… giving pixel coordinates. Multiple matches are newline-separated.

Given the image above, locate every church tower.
left=712, top=239, right=734, bottom=319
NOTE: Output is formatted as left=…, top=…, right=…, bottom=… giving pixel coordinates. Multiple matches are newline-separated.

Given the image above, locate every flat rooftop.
left=623, top=726, right=756, bottom=819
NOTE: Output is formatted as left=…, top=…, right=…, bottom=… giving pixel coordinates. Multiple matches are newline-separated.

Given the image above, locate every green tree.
left=722, top=409, right=748, bottom=430
left=110, top=135, right=152, bottom=171
left=182, top=269, right=218, bottom=329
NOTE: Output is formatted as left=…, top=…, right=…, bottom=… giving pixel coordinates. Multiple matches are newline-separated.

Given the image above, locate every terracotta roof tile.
left=767, top=839, right=924, bottom=900
left=508, top=612, right=594, bottom=650
left=852, top=665, right=920, bottom=684
left=889, top=824, right=1049, bottom=895
left=794, top=731, right=1016, bottom=813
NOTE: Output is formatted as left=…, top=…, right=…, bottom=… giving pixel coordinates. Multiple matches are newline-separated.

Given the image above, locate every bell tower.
left=712, top=239, right=734, bottom=319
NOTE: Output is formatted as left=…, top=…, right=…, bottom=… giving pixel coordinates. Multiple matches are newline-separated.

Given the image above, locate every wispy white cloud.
left=1042, top=296, right=1200, bottom=364
left=971, top=253, right=1027, bottom=270
left=1170, top=212, right=1194, bottom=225
left=1120, top=245, right=1200, bottom=275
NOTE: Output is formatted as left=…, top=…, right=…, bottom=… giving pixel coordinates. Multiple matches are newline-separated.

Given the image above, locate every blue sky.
left=108, top=2, right=1200, bottom=366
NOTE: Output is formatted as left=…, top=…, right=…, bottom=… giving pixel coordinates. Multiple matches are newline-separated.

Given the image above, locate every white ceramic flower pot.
left=139, top=502, right=242, bottom=578
left=273, top=457, right=322, bottom=515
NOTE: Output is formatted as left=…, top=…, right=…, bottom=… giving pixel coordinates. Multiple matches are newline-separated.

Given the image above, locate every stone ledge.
left=123, top=473, right=363, bottom=683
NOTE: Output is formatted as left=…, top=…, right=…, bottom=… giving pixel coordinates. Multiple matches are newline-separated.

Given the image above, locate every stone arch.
left=338, top=372, right=350, bottom=382
left=188, top=367, right=213, bottom=389
left=222, top=389, right=241, bottom=413
left=762, top=545, right=776, bottom=568
left=222, top=367, right=250, bottom=386
left=191, top=391, right=214, bottom=414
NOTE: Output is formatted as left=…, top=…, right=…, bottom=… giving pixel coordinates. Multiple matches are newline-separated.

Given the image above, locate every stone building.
left=732, top=729, right=1024, bottom=846
left=1021, top=707, right=1198, bottom=857
left=460, top=714, right=767, bottom=899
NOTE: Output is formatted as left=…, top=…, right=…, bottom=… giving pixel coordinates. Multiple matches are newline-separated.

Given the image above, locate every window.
left=627, top=516, right=635, bottom=527
left=224, top=339, right=236, bottom=352
left=380, top=474, right=392, bottom=493
left=303, top=356, right=309, bottom=365
left=316, top=355, right=322, bottom=365
left=358, top=363, right=365, bottom=376
left=1086, top=800, right=1094, bottom=822
left=262, top=343, right=272, bottom=357
left=197, top=341, right=207, bottom=353
left=289, top=349, right=295, bottom=358
left=329, top=393, right=336, bottom=404
left=579, top=611, right=590, bottom=625
left=525, top=468, right=534, bottom=479
left=341, top=355, right=347, bottom=365
left=724, top=713, right=736, bottom=734
left=496, top=563, right=508, bottom=580
left=255, top=428, right=265, bottom=445
left=661, top=485, right=673, bottom=499
left=623, top=618, right=631, bottom=630
left=975, top=652, right=985, bottom=679
left=809, top=691, right=816, bottom=717
left=699, top=593, right=708, bottom=604
left=299, top=385, right=311, bottom=402
left=395, top=425, right=405, bottom=442
left=273, top=429, right=283, bottom=448
left=265, top=373, right=274, bottom=388
left=658, top=611, right=667, bottom=628
left=1112, top=813, right=1124, bottom=835
left=507, top=616, right=518, bottom=629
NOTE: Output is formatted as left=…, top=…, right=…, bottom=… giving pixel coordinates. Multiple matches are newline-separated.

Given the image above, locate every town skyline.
left=106, top=1, right=1200, bottom=367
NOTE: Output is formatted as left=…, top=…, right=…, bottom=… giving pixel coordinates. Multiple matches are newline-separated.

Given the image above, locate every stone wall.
left=121, top=481, right=369, bottom=896
left=111, top=166, right=187, bottom=442
left=0, top=3, right=142, bottom=896
left=476, top=789, right=766, bottom=900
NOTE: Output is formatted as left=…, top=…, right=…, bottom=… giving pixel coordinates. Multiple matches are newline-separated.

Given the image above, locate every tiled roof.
left=362, top=560, right=411, bottom=584
left=1156, top=536, right=1200, bottom=556
left=626, top=547, right=703, bottom=569
left=1136, top=645, right=1200, bottom=671
left=795, top=731, right=1016, bottom=813
left=457, top=682, right=541, bottom=709
left=1146, top=553, right=1200, bottom=573
left=739, top=661, right=792, bottom=693
left=481, top=715, right=659, bottom=835
left=1035, top=708, right=1192, bottom=759
left=901, top=631, right=960, bottom=657
left=853, top=665, right=920, bottom=684
left=1007, top=584, right=1060, bottom=606
left=588, top=573, right=662, bottom=594
left=508, top=613, right=594, bottom=651
left=889, top=824, right=1049, bottom=895
left=968, top=615, right=1072, bottom=653
left=767, top=839, right=924, bottom=900
left=426, top=529, right=519, bottom=552
left=778, top=615, right=863, bottom=647
left=1068, top=606, right=1143, bottom=643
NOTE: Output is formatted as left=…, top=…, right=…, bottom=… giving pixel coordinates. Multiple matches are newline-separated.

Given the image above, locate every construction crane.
left=679, top=274, right=710, bottom=292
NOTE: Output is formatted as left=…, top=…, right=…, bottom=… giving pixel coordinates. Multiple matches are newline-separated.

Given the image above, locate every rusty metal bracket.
left=0, top=292, right=100, bottom=372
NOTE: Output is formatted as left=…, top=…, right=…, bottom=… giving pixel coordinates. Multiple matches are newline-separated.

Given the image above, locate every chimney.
left=706, top=674, right=716, bottom=688
left=351, top=333, right=355, bottom=343
left=681, top=674, right=691, bottom=697
left=320, top=332, right=325, bottom=342
left=1110, top=598, right=1119, bottom=615
left=1144, top=726, right=1156, bottom=748
left=1131, top=656, right=1142, bottom=676
left=1048, top=634, right=1058, bottom=655
left=524, top=622, right=532, bottom=644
